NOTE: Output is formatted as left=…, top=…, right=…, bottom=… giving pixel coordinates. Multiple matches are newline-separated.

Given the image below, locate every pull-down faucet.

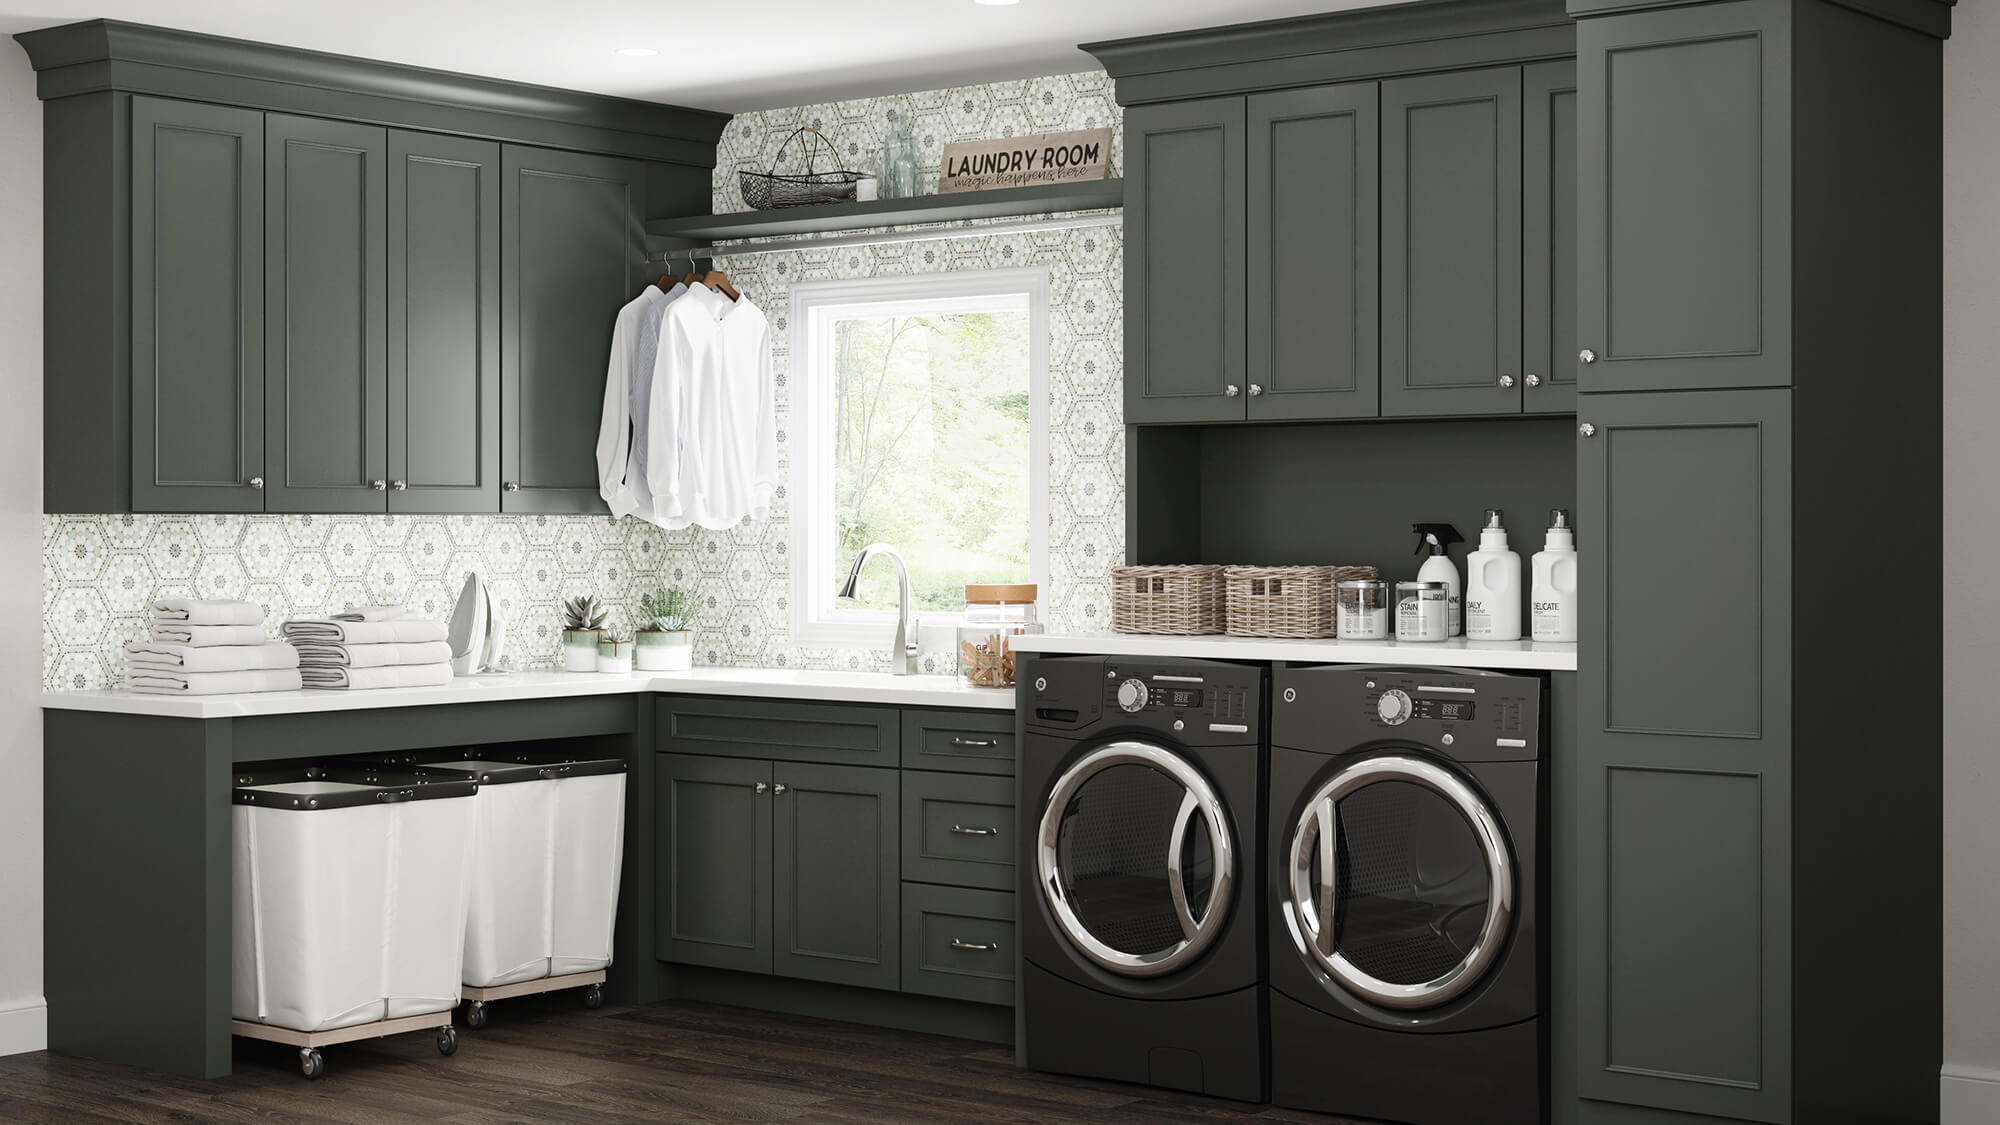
left=837, top=543, right=920, bottom=675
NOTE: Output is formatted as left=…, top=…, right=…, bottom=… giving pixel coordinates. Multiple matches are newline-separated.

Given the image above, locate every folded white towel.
left=280, top=618, right=449, bottom=645
left=150, top=598, right=264, bottom=627
left=126, top=668, right=304, bottom=695
left=332, top=605, right=408, bottom=623
left=289, top=640, right=452, bottom=668
left=126, top=641, right=299, bottom=673
left=298, top=662, right=453, bottom=690
left=153, top=624, right=271, bottom=647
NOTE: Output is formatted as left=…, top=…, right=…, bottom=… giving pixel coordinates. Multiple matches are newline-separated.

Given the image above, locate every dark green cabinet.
left=1381, top=66, right=1522, bottom=417
left=389, top=132, right=501, bottom=513
left=1576, top=0, right=1792, bottom=393
left=1247, top=83, right=1379, bottom=420
left=130, top=96, right=266, bottom=513
left=501, top=145, right=646, bottom=512
left=656, top=753, right=773, bottom=973
left=263, top=114, right=388, bottom=513
left=772, top=762, right=901, bottom=990
left=1123, top=97, right=1246, bottom=424
left=1523, top=60, right=1578, bottom=415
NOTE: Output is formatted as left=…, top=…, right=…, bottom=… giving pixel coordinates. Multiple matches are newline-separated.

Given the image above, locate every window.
left=790, top=269, right=1049, bottom=649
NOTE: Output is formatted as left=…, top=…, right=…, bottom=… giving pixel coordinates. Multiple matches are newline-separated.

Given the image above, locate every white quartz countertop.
left=41, top=667, right=1016, bottom=719
left=1011, top=632, right=1578, bottom=672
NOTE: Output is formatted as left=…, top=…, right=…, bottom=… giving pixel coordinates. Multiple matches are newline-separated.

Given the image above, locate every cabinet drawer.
left=660, top=696, right=898, bottom=766
left=902, top=771, right=1015, bottom=890
left=901, top=709, right=1016, bottom=774
left=900, top=884, right=1015, bottom=1006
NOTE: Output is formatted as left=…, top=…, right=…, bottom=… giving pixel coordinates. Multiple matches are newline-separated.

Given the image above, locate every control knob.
left=1116, top=678, right=1149, bottom=713
left=1376, top=688, right=1413, bottom=726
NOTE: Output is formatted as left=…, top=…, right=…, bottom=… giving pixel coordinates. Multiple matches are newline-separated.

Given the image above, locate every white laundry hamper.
left=230, top=766, right=475, bottom=1077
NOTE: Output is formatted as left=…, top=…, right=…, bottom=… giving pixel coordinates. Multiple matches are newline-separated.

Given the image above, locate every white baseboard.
left=0, top=1000, right=45, bottom=1056
left=1942, top=1065, right=2000, bottom=1124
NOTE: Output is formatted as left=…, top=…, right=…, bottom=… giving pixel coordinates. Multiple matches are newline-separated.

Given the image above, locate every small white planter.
left=634, top=630, right=693, bottom=672
left=595, top=639, right=632, bottom=675
left=562, top=630, right=601, bottom=672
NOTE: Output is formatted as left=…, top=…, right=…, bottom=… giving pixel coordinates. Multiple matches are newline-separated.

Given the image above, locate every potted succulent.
left=595, top=628, right=633, bottom=674
left=635, top=587, right=698, bottom=671
left=561, top=595, right=607, bottom=672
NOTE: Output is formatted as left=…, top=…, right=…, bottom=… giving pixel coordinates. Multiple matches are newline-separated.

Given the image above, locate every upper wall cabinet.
left=1523, top=60, right=1579, bottom=415
left=1576, top=0, right=1791, bottom=392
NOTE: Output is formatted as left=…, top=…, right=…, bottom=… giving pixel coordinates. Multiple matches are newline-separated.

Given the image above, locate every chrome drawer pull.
left=950, top=939, right=998, bottom=952
left=949, top=737, right=998, bottom=748
left=950, top=825, right=998, bottom=837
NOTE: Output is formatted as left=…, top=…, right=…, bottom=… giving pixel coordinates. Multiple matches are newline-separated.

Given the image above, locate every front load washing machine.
left=1021, top=655, right=1267, bottom=1103
left=1267, top=664, right=1546, bottom=1125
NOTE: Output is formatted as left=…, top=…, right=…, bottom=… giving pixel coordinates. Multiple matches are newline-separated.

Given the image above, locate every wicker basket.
left=1111, top=565, right=1227, bottom=635
left=1225, top=565, right=1380, bottom=638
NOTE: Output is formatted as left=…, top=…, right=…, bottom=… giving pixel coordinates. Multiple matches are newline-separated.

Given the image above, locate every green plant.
left=563, top=595, right=607, bottom=632
left=638, top=587, right=698, bottom=633
left=598, top=628, right=628, bottom=646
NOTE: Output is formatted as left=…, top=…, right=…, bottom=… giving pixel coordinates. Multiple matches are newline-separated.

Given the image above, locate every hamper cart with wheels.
left=230, top=766, right=477, bottom=1078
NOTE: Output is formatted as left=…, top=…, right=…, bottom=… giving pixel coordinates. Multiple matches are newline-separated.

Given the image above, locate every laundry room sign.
left=937, top=128, right=1113, bottom=194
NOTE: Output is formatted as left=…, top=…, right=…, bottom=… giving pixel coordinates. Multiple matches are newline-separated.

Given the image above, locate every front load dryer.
left=1021, top=655, right=1267, bottom=1103
left=1267, top=664, right=1546, bottom=1125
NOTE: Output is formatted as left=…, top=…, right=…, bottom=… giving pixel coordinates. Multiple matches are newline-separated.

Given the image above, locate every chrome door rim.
left=1285, top=754, right=1513, bottom=1010
left=1038, top=741, right=1234, bottom=978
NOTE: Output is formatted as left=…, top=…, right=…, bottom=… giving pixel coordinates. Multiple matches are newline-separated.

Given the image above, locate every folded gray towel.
left=331, top=605, right=408, bottom=623
left=289, top=640, right=452, bottom=668
left=153, top=624, right=271, bottom=647
left=126, top=641, right=299, bottom=673
left=126, top=668, right=303, bottom=695
left=298, top=662, right=453, bottom=690
left=150, top=598, right=264, bottom=627
left=280, top=618, right=448, bottom=645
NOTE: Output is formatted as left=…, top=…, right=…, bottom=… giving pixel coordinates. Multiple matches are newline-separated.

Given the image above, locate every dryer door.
left=1285, top=754, right=1514, bottom=1010
left=1038, top=740, right=1235, bottom=979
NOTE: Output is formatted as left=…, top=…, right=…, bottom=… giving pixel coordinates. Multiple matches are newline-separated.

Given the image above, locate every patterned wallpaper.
left=42, top=72, right=1124, bottom=691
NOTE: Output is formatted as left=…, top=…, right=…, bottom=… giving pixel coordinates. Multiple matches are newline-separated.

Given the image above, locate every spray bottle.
left=1411, top=523, right=1466, bottom=637
left=1465, top=509, right=1523, bottom=641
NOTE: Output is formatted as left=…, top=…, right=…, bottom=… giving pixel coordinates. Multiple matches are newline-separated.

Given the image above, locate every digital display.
left=1416, top=699, right=1476, bottom=722
left=1167, top=688, right=1203, bottom=709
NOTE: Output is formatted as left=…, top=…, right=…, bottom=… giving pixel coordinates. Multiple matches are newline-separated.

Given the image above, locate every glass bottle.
left=881, top=110, right=920, bottom=200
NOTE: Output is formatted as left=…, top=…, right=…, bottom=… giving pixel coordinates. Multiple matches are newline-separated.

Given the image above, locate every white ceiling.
left=0, top=0, right=1406, bottom=113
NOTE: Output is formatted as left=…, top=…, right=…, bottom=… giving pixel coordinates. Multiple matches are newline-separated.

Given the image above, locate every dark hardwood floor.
left=0, top=997, right=1377, bottom=1124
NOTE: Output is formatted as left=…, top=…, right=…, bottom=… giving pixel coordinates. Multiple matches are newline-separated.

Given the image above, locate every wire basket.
left=739, top=126, right=865, bottom=210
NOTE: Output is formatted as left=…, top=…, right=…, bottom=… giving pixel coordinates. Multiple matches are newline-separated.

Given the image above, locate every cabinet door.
left=1577, top=1, right=1792, bottom=392
left=130, top=97, right=266, bottom=513
left=1124, top=97, right=1247, bottom=424
left=656, top=754, right=772, bottom=974
left=1524, top=61, right=1578, bottom=416
left=263, top=114, right=388, bottom=513
left=500, top=145, right=645, bottom=513
left=1247, top=83, right=1379, bottom=421
left=388, top=132, right=500, bottom=513
left=1575, top=390, right=1792, bottom=1121
left=771, top=763, right=899, bottom=991
left=1381, top=67, right=1523, bottom=417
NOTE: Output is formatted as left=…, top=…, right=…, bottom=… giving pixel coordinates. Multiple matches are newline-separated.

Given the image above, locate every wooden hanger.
left=702, top=269, right=740, bottom=301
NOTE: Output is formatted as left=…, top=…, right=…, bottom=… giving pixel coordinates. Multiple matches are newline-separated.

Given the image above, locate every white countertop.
left=1011, top=632, right=1578, bottom=672
left=41, top=667, right=1016, bottom=719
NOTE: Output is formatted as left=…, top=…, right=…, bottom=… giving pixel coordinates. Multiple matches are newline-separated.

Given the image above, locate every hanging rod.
left=645, top=211, right=1122, bottom=264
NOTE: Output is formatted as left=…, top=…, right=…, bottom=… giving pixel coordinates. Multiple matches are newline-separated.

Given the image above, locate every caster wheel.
left=299, top=1048, right=325, bottom=1080
left=463, top=1001, right=489, bottom=1030
left=436, top=1026, right=458, bottom=1057
left=583, top=984, right=604, bottom=1010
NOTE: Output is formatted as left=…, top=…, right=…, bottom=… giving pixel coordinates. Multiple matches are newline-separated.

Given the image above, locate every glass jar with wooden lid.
left=957, top=583, right=1041, bottom=687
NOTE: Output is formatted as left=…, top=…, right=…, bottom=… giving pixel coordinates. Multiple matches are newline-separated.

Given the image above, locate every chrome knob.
left=1579, top=422, right=1597, bottom=437
left=1116, top=678, right=1149, bottom=713
left=391, top=480, right=407, bottom=491
left=754, top=781, right=769, bottom=795
left=1248, top=384, right=1263, bottom=397
left=1376, top=688, right=1413, bottom=726
left=371, top=479, right=387, bottom=491
left=1499, top=374, right=1516, bottom=389
left=1579, top=348, right=1598, bottom=365
left=248, top=477, right=264, bottom=489
left=1224, top=384, right=1241, bottom=398
left=503, top=481, right=520, bottom=492
left=774, top=782, right=787, bottom=795
left=1526, top=373, right=1542, bottom=388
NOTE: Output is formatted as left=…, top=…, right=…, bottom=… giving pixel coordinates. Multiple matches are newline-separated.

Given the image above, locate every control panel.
left=1269, top=665, right=1543, bottom=761
left=1100, top=662, right=1259, bottom=741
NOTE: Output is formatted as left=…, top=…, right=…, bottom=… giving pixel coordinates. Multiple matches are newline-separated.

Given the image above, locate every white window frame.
left=788, top=267, right=1051, bottom=651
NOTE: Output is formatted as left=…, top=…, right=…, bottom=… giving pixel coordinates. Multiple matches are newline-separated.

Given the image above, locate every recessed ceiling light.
left=616, top=47, right=659, bottom=57
left=974, top=0, right=1020, bottom=6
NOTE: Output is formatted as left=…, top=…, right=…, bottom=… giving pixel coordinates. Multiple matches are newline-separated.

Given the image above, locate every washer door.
left=1285, top=754, right=1514, bottom=1010
left=1038, top=740, right=1235, bottom=978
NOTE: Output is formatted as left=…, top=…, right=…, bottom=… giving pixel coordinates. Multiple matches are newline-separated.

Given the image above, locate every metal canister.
left=1336, top=580, right=1392, bottom=640
left=1395, top=581, right=1450, bottom=643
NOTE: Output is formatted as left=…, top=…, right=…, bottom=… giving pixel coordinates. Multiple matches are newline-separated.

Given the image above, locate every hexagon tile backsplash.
left=42, top=73, right=1126, bottom=693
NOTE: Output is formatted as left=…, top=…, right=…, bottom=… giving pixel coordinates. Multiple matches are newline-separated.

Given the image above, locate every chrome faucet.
left=837, top=543, right=920, bottom=675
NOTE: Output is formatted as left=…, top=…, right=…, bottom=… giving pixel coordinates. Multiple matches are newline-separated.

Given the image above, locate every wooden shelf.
left=646, top=179, right=1123, bottom=242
